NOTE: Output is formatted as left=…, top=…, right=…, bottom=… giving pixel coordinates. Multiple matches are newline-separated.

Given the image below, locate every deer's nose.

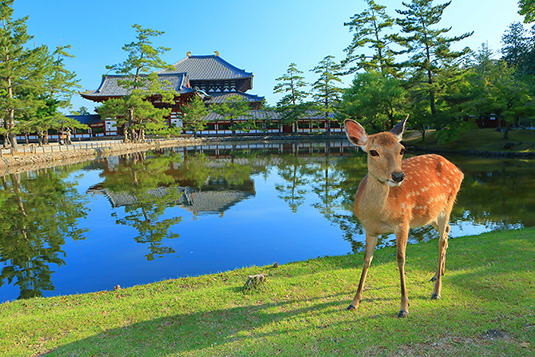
left=392, top=171, right=405, bottom=183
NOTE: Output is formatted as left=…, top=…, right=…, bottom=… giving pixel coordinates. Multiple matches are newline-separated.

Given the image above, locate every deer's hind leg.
left=431, top=211, right=451, bottom=299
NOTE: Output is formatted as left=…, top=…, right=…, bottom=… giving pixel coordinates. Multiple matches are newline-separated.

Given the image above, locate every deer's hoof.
left=431, top=293, right=441, bottom=300
left=346, top=304, right=356, bottom=311
left=398, top=310, right=409, bottom=318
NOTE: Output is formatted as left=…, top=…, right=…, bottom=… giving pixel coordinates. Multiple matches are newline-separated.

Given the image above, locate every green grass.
left=1, top=228, right=534, bottom=356
left=405, top=128, right=535, bottom=153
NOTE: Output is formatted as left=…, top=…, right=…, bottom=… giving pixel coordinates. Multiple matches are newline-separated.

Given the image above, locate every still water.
left=1, top=140, right=534, bottom=302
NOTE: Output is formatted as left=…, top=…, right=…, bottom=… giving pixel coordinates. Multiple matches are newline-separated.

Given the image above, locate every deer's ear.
left=390, top=114, right=409, bottom=141
left=344, top=119, right=368, bottom=148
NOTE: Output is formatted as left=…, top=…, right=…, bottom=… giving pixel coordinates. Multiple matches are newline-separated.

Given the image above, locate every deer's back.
left=390, top=154, right=463, bottom=228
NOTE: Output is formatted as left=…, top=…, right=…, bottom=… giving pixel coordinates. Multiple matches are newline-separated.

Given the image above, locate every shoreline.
left=1, top=133, right=534, bottom=176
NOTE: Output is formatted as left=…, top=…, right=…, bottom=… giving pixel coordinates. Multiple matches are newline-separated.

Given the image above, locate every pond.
left=1, top=140, right=534, bottom=302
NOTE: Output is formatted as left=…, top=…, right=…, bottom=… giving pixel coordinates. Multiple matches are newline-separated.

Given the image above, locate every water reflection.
left=0, top=166, right=88, bottom=299
left=1, top=140, right=534, bottom=302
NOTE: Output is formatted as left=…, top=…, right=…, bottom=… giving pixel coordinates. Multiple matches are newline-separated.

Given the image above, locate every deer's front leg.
left=396, top=226, right=410, bottom=318
left=347, top=233, right=378, bottom=311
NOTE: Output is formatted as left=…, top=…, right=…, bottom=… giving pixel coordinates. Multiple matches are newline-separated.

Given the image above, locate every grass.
left=1, top=228, right=534, bottom=356
left=404, top=128, right=535, bottom=153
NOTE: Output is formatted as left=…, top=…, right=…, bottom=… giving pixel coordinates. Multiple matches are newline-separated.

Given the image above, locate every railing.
left=0, top=139, right=132, bottom=157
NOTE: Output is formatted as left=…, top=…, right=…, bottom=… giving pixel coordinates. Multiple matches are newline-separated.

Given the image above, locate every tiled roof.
left=203, top=110, right=334, bottom=121
left=204, top=92, right=264, bottom=104
left=159, top=55, right=253, bottom=80
left=94, top=187, right=253, bottom=214
left=82, top=73, right=193, bottom=98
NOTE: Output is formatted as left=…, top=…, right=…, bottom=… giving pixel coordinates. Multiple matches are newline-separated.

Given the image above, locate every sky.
left=12, top=0, right=528, bottom=114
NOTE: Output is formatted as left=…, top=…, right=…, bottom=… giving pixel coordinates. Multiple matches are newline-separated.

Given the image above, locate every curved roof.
left=81, top=73, right=193, bottom=99
left=159, top=55, right=253, bottom=81
left=204, top=92, right=264, bottom=105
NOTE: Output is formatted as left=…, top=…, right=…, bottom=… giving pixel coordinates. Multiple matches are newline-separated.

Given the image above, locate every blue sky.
left=13, top=0, right=527, bottom=113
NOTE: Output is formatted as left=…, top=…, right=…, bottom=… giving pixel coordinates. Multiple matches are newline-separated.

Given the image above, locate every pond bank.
left=0, top=134, right=347, bottom=175
left=409, top=145, right=535, bottom=158
left=2, top=132, right=534, bottom=176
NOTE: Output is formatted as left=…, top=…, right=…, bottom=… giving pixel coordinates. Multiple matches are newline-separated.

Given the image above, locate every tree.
left=26, top=45, right=81, bottom=145
left=273, top=63, right=309, bottom=132
left=212, top=95, right=251, bottom=136
left=342, top=0, right=396, bottom=75
left=0, top=0, right=48, bottom=151
left=519, top=0, right=535, bottom=23
left=310, top=55, right=344, bottom=134
left=98, top=24, right=178, bottom=143
left=181, top=95, right=210, bottom=138
left=392, top=0, right=472, bottom=126
left=342, top=71, right=406, bottom=133
left=500, top=22, right=535, bottom=76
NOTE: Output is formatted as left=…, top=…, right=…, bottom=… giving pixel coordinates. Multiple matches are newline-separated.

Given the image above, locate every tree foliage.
left=273, top=63, right=309, bottom=129
left=342, top=0, right=396, bottom=75
left=343, top=71, right=406, bottom=133
left=310, top=55, right=344, bottom=134
left=212, top=95, right=252, bottom=135
left=181, top=95, right=210, bottom=138
left=98, top=24, right=178, bottom=142
left=392, top=0, right=473, bottom=124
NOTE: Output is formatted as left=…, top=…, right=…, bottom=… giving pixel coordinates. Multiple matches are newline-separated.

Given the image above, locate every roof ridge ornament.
left=187, top=51, right=192, bottom=57
left=214, top=51, right=219, bottom=56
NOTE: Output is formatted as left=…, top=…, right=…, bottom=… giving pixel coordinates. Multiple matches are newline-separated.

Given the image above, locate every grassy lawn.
left=1, top=228, right=534, bottom=356
left=404, top=128, right=535, bottom=153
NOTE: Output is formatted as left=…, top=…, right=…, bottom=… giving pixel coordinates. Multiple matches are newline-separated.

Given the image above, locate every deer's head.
left=344, top=115, right=408, bottom=187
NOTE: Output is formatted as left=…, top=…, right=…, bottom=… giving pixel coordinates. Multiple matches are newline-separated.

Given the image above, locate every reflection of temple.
left=90, top=186, right=254, bottom=215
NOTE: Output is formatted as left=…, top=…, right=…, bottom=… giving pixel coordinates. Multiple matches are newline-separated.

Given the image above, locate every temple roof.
left=204, top=92, right=264, bottom=105
left=81, top=73, right=193, bottom=100
left=202, top=110, right=334, bottom=121
left=92, top=186, right=254, bottom=215
left=159, top=55, right=253, bottom=81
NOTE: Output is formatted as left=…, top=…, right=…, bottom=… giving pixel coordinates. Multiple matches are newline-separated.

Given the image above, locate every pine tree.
left=392, top=0, right=472, bottom=126
left=310, top=55, right=343, bottom=134
left=28, top=45, right=82, bottom=145
left=181, top=95, right=210, bottom=138
left=98, top=24, right=177, bottom=142
left=212, top=95, right=251, bottom=136
left=342, top=0, right=396, bottom=75
left=0, top=0, right=48, bottom=150
left=273, top=63, right=309, bottom=132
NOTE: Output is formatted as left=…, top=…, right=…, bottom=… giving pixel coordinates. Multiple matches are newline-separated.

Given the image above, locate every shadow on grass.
left=45, top=229, right=534, bottom=356
left=45, top=295, right=356, bottom=356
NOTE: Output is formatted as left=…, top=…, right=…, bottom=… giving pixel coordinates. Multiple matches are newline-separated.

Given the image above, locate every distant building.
left=77, top=52, right=342, bottom=136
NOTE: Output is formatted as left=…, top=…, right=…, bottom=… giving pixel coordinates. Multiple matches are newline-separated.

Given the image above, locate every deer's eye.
left=400, top=148, right=405, bottom=155
left=369, top=150, right=379, bottom=157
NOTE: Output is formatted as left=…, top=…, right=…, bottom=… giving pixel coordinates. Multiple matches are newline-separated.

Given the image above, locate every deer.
left=343, top=115, right=463, bottom=318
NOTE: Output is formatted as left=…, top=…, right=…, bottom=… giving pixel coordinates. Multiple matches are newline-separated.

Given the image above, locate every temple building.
left=74, top=52, right=343, bottom=137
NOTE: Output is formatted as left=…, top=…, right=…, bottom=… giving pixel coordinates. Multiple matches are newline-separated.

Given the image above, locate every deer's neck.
left=355, top=174, right=391, bottom=220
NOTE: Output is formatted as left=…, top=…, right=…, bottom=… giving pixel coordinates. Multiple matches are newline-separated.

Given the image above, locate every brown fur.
left=344, top=119, right=464, bottom=317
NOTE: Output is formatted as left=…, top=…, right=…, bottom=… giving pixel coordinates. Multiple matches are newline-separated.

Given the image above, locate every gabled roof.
left=81, top=73, right=193, bottom=99
left=159, top=55, right=253, bottom=81
left=204, top=92, right=264, bottom=105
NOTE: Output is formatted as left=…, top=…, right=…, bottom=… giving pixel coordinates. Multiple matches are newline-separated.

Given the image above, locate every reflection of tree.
left=310, top=153, right=344, bottom=222
left=103, top=152, right=183, bottom=261
left=451, top=158, right=535, bottom=228
left=275, top=153, right=314, bottom=213
left=0, top=167, right=88, bottom=299
left=318, top=152, right=368, bottom=252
